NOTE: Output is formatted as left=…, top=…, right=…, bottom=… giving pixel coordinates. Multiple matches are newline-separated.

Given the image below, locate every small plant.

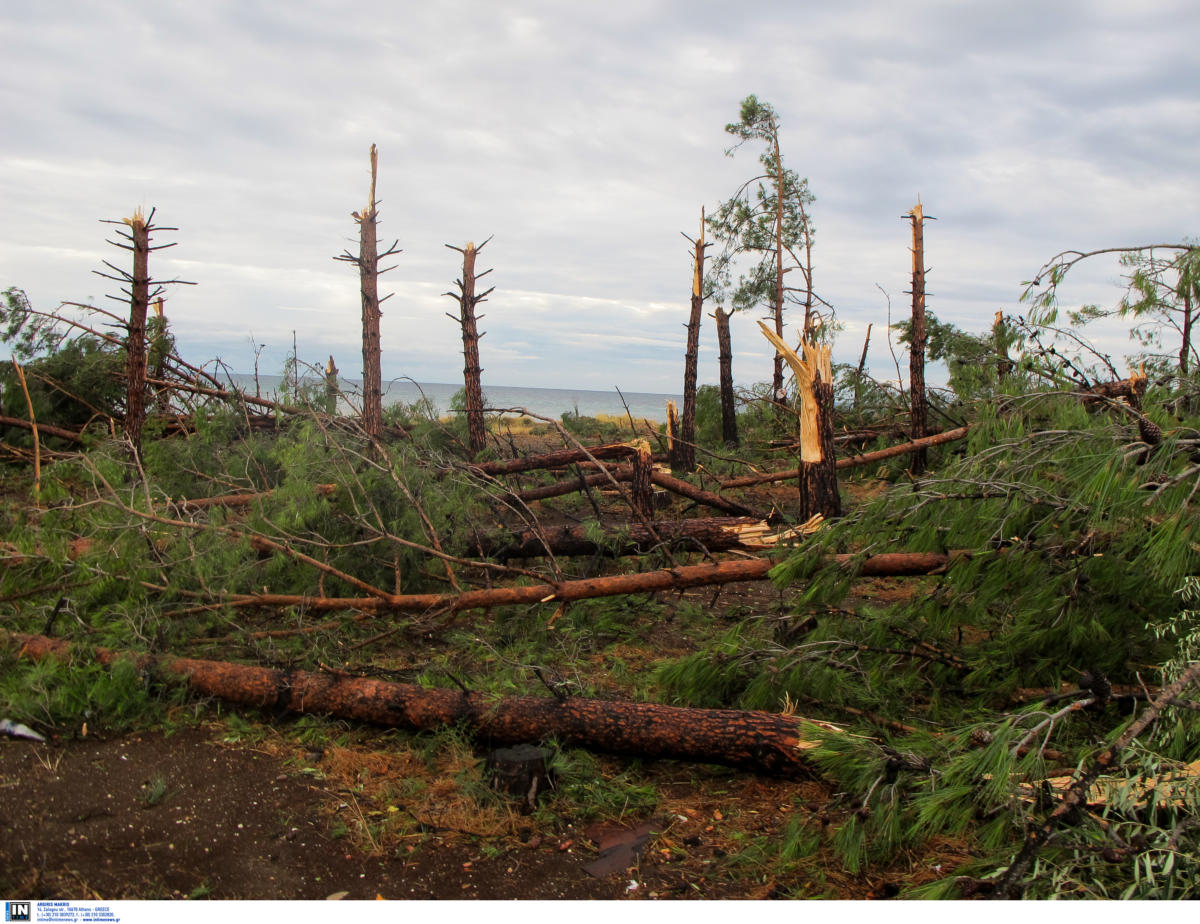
left=141, top=773, right=170, bottom=807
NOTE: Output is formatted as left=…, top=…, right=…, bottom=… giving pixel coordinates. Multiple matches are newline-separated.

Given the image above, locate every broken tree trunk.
left=445, top=238, right=494, bottom=456
left=675, top=208, right=707, bottom=473
left=906, top=201, right=930, bottom=473
left=204, top=551, right=959, bottom=615
left=93, top=208, right=194, bottom=456
left=758, top=324, right=841, bottom=520
left=334, top=145, right=401, bottom=442
left=721, top=426, right=971, bottom=488
left=713, top=305, right=739, bottom=447
left=5, top=631, right=830, bottom=777
left=125, top=210, right=150, bottom=454
left=630, top=440, right=655, bottom=519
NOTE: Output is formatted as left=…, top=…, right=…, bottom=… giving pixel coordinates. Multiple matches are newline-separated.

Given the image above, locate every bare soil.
left=0, top=714, right=963, bottom=901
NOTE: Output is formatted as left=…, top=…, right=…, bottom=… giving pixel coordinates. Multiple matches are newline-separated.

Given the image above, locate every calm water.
left=226, top=375, right=681, bottom=423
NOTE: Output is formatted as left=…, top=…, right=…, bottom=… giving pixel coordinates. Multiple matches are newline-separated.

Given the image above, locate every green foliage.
left=0, top=648, right=188, bottom=733
left=706, top=95, right=824, bottom=340
left=0, top=288, right=125, bottom=441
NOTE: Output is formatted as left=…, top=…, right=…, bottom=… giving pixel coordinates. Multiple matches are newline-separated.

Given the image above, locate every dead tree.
left=905, top=201, right=932, bottom=473
left=712, top=305, right=739, bottom=447
left=208, top=550, right=956, bottom=616
left=759, top=324, right=841, bottom=520
left=335, top=144, right=401, bottom=441
left=444, top=238, right=495, bottom=456
left=7, top=631, right=829, bottom=777
left=675, top=208, right=708, bottom=472
left=94, top=207, right=193, bottom=456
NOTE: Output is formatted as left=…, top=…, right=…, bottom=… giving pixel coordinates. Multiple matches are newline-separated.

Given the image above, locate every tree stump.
left=485, top=744, right=554, bottom=813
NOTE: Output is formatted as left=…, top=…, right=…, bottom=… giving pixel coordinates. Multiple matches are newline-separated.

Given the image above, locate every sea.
left=225, top=375, right=682, bottom=424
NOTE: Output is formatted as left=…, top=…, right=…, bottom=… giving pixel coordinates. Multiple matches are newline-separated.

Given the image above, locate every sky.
left=2, top=0, right=1197, bottom=394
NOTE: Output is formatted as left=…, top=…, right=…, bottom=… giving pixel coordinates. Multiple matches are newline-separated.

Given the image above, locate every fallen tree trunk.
left=479, top=516, right=763, bottom=559
left=175, top=484, right=338, bottom=512
left=722, top=426, right=971, bottom=489
left=0, top=415, right=87, bottom=444
left=213, top=551, right=959, bottom=615
left=513, top=463, right=764, bottom=518
left=472, top=443, right=647, bottom=476
left=6, top=631, right=829, bottom=777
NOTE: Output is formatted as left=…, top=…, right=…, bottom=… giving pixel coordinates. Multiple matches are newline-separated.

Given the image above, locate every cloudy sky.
left=2, top=0, right=1197, bottom=394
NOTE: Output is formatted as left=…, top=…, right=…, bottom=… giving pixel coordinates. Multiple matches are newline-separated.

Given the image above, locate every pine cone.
left=1138, top=416, right=1163, bottom=446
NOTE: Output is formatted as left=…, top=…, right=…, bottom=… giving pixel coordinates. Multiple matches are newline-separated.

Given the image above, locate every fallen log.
left=480, top=516, right=761, bottom=559
left=472, top=442, right=646, bottom=476
left=0, top=414, right=87, bottom=444
left=481, top=516, right=824, bottom=559
left=216, top=550, right=959, bottom=615
left=5, top=631, right=832, bottom=777
left=514, top=464, right=765, bottom=518
left=722, top=426, right=971, bottom=489
left=175, top=483, right=338, bottom=512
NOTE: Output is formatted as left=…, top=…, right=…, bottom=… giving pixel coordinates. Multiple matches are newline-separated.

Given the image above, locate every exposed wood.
left=721, top=426, right=971, bottom=488
left=5, top=630, right=836, bottom=778
left=758, top=324, right=841, bottom=519
left=9, top=360, right=40, bottom=501
left=630, top=439, right=654, bottom=519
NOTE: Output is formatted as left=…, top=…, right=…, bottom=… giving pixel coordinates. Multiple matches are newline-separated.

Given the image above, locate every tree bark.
left=676, top=209, right=706, bottom=472
left=471, top=442, right=646, bottom=476
left=721, top=426, right=971, bottom=488
left=511, top=463, right=763, bottom=517
left=479, top=516, right=763, bottom=560
left=713, top=306, right=739, bottom=447
left=125, top=211, right=150, bottom=455
left=193, top=551, right=958, bottom=616
left=359, top=151, right=384, bottom=441
left=907, top=202, right=929, bottom=473
left=630, top=440, right=655, bottom=519
left=5, top=631, right=828, bottom=777
left=446, top=240, right=493, bottom=456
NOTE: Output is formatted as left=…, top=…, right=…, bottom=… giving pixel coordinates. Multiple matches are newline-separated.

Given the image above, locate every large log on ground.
left=5, top=631, right=831, bottom=777
left=472, top=443, right=645, bottom=476
left=214, top=551, right=959, bottom=615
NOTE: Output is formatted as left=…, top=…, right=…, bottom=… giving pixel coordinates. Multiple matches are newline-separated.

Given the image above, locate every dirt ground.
left=0, top=712, right=964, bottom=901
left=0, top=722, right=852, bottom=901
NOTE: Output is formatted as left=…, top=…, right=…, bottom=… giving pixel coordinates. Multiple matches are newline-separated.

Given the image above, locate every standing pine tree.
left=707, top=95, right=821, bottom=403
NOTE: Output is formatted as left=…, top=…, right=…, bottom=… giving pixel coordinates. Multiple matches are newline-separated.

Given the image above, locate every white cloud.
left=2, top=0, right=1196, bottom=393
